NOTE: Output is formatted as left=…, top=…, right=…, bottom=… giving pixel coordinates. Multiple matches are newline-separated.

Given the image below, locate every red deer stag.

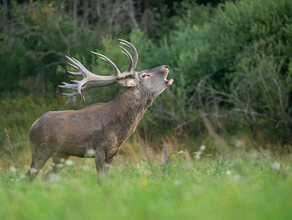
left=26, top=39, right=173, bottom=181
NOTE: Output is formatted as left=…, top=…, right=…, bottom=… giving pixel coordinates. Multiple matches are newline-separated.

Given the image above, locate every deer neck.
left=108, top=87, right=154, bottom=136
left=114, top=87, right=153, bottom=117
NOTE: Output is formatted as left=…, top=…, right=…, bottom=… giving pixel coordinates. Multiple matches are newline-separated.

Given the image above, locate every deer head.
left=59, top=39, right=173, bottom=103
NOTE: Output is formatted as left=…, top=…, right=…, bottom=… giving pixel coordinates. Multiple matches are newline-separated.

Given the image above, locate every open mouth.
left=164, top=67, right=173, bottom=86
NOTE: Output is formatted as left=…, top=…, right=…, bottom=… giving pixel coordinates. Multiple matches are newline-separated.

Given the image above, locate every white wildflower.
left=19, top=174, right=26, bottom=180
left=194, top=151, right=201, bottom=160
left=65, top=160, right=74, bottom=166
left=47, top=173, right=60, bottom=183
left=29, top=168, right=38, bottom=174
left=82, top=165, right=90, bottom=171
left=233, top=175, right=240, bottom=182
left=104, top=163, right=110, bottom=168
left=226, top=170, right=231, bottom=175
left=234, top=140, right=243, bottom=148
left=56, top=163, right=63, bottom=168
left=178, top=150, right=184, bottom=154
left=271, top=162, right=280, bottom=170
left=84, top=149, right=96, bottom=157
left=200, top=145, right=206, bottom=151
left=9, top=166, right=17, bottom=172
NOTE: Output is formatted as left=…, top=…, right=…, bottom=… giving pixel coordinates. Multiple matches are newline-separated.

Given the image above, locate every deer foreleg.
left=94, top=150, right=107, bottom=181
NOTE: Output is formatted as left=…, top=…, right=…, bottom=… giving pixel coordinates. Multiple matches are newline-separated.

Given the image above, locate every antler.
left=59, top=39, right=138, bottom=103
left=118, top=39, right=138, bottom=73
left=59, top=80, right=117, bottom=103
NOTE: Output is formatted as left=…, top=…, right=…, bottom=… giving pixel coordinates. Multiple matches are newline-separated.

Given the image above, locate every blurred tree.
left=0, top=0, right=291, bottom=145
left=149, top=0, right=292, bottom=143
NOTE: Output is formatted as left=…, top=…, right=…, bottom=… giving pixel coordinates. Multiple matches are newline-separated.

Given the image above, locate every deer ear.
left=118, top=78, right=137, bottom=87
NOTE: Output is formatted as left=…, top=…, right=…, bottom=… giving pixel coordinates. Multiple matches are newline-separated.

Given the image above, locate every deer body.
left=30, top=88, right=148, bottom=160
left=26, top=40, right=173, bottom=181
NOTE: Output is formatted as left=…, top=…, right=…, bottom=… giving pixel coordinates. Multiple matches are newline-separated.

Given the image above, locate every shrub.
left=149, top=0, right=292, bottom=142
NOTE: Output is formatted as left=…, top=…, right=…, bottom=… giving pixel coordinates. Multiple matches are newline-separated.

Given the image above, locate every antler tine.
left=61, top=91, right=87, bottom=104
left=65, top=55, right=87, bottom=78
left=90, top=51, right=121, bottom=77
left=66, top=56, right=84, bottom=71
left=60, top=80, right=117, bottom=103
left=61, top=91, right=79, bottom=97
left=68, top=62, right=79, bottom=70
left=59, top=82, right=78, bottom=89
left=119, top=45, right=133, bottom=73
left=118, top=39, right=138, bottom=73
left=67, top=71, right=82, bottom=76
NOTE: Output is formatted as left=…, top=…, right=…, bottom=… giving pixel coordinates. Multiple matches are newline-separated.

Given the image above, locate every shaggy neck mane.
left=107, top=87, right=153, bottom=133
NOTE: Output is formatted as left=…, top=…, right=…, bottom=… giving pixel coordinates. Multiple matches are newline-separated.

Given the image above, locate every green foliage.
left=148, top=0, right=292, bottom=141
left=0, top=2, right=100, bottom=95
left=1, top=0, right=292, bottom=144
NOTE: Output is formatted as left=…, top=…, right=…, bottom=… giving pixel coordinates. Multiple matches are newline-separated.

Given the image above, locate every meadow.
left=1, top=149, right=292, bottom=220
left=1, top=0, right=292, bottom=219
left=1, top=94, right=291, bottom=219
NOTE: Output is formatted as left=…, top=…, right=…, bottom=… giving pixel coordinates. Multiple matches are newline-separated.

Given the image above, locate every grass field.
left=0, top=150, right=292, bottom=220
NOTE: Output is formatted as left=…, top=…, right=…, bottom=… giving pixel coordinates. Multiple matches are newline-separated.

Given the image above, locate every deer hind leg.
left=26, top=145, right=51, bottom=182
left=45, top=153, right=70, bottom=180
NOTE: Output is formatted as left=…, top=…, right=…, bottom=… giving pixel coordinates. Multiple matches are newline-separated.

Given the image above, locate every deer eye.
left=141, top=73, right=150, bottom=79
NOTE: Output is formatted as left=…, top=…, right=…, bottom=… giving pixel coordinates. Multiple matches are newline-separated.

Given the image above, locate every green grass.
left=0, top=152, right=292, bottom=220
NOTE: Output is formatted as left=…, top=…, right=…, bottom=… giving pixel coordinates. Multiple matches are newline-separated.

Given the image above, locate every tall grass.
left=0, top=151, right=291, bottom=220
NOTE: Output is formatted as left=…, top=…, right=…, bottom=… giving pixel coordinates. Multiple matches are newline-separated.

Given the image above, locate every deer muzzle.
left=163, top=65, right=173, bottom=86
